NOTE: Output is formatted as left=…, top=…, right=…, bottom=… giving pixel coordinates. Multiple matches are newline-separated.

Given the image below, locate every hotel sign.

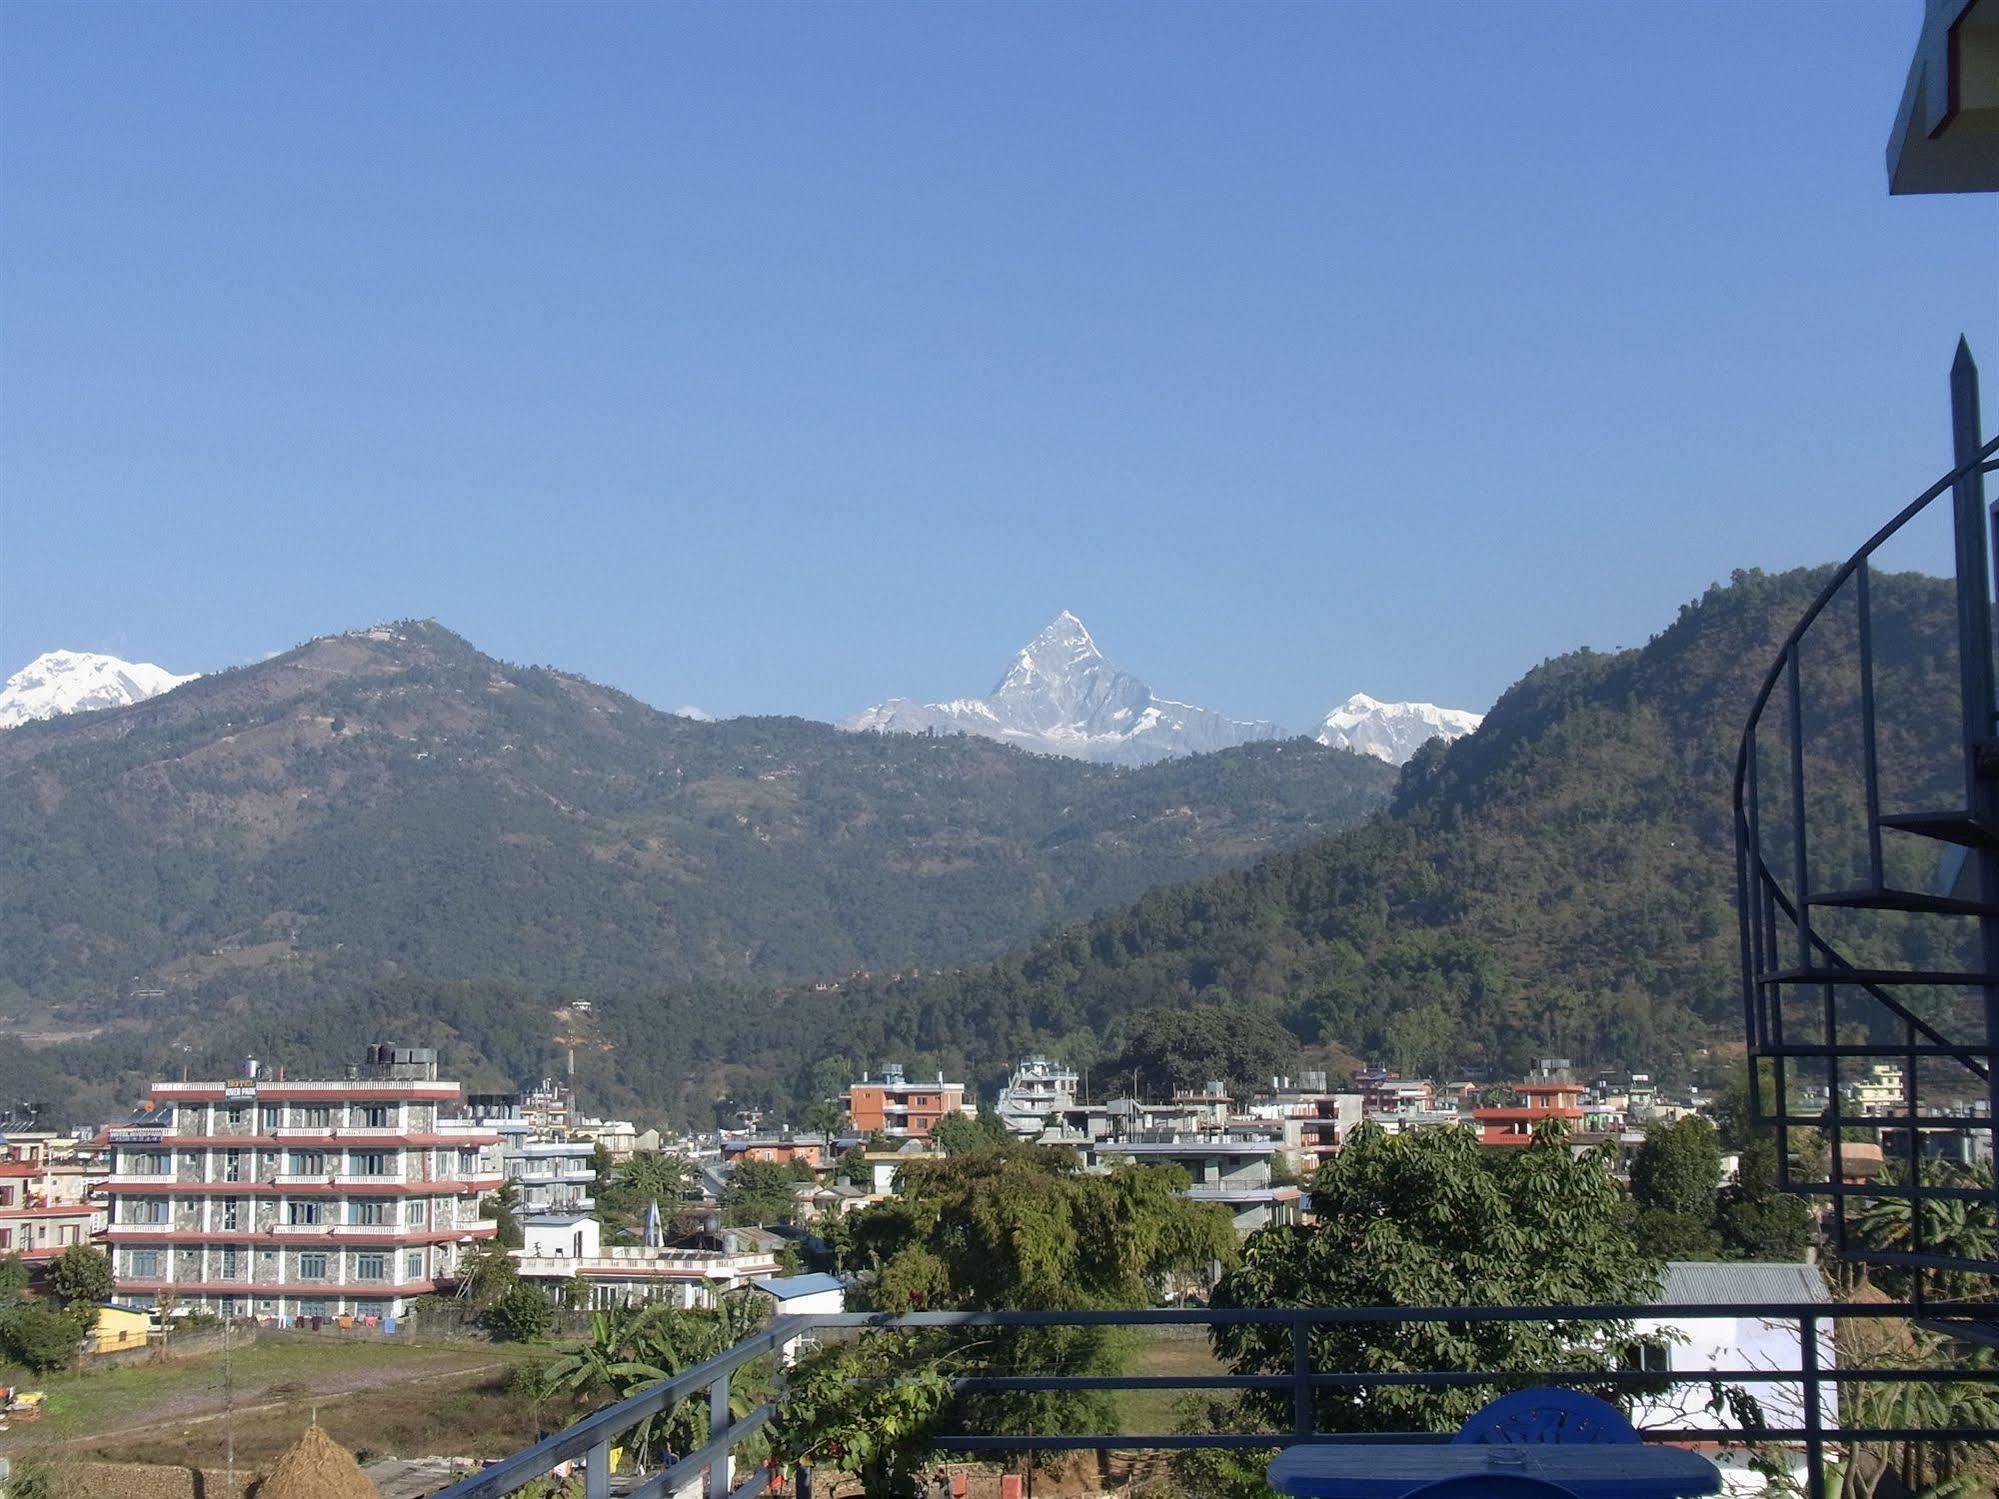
left=111, top=1128, right=163, bottom=1144
left=223, top=1081, right=258, bottom=1100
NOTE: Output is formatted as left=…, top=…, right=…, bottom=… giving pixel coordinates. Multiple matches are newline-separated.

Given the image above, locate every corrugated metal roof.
left=1651, top=1261, right=1827, bottom=1307
left=753, top=1273, right=846, bottom=1299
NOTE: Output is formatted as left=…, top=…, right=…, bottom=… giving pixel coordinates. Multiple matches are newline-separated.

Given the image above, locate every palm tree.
left=540, top=1293, right=775, bottom=1465
left=1838, top=1334, right=1999, bottom=1499
left=1850, top=1160, right=1995, bottom=1301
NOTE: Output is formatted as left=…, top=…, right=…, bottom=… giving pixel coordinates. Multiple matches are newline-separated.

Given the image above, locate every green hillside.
left=620, top=564, right=1969, bottom=1115
left=5, top=566, right=1970, bottom=1128
left=0, top=621, right=1395, bottom=1119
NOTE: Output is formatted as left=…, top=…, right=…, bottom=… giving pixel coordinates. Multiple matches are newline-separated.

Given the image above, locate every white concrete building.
left=1632, top=1261, right=1833, bottom=1495
left=512, top=1212, right=782, bottom=1310
left=101, top=1047, right=502, bottom=1323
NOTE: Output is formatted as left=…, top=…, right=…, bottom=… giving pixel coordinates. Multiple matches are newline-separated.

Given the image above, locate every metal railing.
left=1734, top=341, right=1999, bottom=1292
left=432, top=1299, right=1999, bottom=1499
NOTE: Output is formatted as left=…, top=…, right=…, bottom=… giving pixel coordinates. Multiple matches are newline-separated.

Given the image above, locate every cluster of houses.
left=7, top=1043, right=1983, bottom=1335
left=0, top=1043, right=1959, bottom=1493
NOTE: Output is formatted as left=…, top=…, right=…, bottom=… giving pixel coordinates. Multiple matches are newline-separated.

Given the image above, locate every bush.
left=482, top=1284, right=554, bottom=1342
left=0, top=1304, right=87, bottom=1373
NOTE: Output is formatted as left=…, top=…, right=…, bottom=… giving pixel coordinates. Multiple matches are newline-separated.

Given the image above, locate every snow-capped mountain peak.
left=842, top=612, right=1285, bottom=766
left=1315, top=692, right=1483, bottom=765
left=0, top=650, right=199, bottom=729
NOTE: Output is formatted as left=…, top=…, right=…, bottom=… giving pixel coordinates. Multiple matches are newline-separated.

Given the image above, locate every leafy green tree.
left=46, top=1245, right=113, bottom=1307
left=1632, top=1117, right=1723, bottom=1219
left=483, top=1283, right=555, bottom=1342
left=0, top=1303, right=87, bottom=1372
left=1212, top=1123, right=1661, bottom=1434
left=772, top=1335, right=953, bottom=1499
left=456, top=1239, right=522, bottom=1307
left=803, top=1100, right=846, bottom=1137
left=1717, top=1137, right=1813, bottom=1261
left=481, top=1181, right=526, bottom=1249
left=0, top=1254, right=31, bottom=1302
left=1099, top=1004, right=1297, bottom=1096
left=1630, top=1116, right=1724, bottom=1260
left=843, top=1145, right=1238, bottom=1453
left=927, top=1109, right=1011, bottom=1156
left=722, top=1158, right=815, bottom=1227
left=598, top=1150, right=697, bottom=1240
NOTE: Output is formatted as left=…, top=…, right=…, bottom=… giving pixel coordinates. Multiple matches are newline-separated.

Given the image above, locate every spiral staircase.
left=1736, top=341, right=1999, bottom=1333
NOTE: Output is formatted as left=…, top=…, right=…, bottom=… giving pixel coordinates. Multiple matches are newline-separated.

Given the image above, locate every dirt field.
left=0, top=1331, right=545, bottom=1469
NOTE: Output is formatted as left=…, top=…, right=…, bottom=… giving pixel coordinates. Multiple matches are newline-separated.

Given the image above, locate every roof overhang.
left=1889, top=0, right=1999, bottom=192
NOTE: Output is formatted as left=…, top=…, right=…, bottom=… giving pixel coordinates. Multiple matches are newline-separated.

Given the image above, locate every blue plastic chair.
left=1453, top=1389, right=1641, bottom=1446
left=1405, top=1478, right=1579, bottom=1499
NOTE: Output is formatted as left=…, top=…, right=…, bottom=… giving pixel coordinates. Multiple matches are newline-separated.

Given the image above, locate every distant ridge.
left=842, top=611, right=1288, bottom=766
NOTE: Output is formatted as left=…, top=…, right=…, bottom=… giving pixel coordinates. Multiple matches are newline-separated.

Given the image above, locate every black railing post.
left=1950, top=340, right=1999, bottom=1185
left=1291, top=1317, right=1313, bottom=1438
left=710, top=1368, right=735, bottom=1499
left=1801, top=1312, right=1825, bottom=1499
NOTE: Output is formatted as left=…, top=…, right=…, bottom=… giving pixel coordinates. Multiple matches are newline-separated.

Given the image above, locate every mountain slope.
left=843, top=612, right=1288, bottom=765
left=0, top=621, right=1393, bottom=1023
left=0, top=650, right=197, bottom=728
left=1314, top=693, right=1484, bottom=765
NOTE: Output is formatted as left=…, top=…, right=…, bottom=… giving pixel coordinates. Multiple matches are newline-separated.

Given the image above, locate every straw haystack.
left=258, top=1423, right=379, bottom=1499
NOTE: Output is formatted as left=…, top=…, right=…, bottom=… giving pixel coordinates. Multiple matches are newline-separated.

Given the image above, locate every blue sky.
left=4, top=2, right=1993, bottom=729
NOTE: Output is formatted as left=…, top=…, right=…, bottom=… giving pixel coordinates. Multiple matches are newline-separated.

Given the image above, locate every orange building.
left=722, top=1137, right=828, bottom=1169
left=847, top=1064, right=971, bottom=1139
left=1473, top=1079, right=1585, bottom=1146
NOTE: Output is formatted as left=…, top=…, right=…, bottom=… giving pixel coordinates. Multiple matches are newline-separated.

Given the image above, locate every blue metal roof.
left=751, top=1273, right=846, bottom=1299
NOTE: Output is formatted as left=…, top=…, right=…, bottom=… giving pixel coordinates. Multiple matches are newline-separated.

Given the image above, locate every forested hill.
left=617, top=564, right=1966, bottom=1112
left=0, top=620, right=1392, bottom=1022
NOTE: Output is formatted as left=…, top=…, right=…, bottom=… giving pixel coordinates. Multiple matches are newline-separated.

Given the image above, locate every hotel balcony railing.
left=430, top=1299, right=1999, bottom=1499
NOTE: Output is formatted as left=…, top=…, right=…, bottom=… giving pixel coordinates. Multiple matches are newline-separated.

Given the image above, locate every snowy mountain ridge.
left=1315, top=691, right=1483, bottom=764
left=0, top=650, right=198, bottom=729
left=842, top=611, right=1287, bottom=766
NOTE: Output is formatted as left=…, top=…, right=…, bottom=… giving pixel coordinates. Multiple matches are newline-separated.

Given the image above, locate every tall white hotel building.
left=102, top=1046, right=503, bottom=1322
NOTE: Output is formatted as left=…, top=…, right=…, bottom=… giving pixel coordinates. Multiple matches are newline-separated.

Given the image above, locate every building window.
left=1625, top=1339, right=1671, bottom=1375
left=128, top=1151, right=171, bottom=1176
left=347, top=1151, right=390, bottom=1177
left=123, top=1199, right=168, bottom=1225
left=287, top=1201, right=324, bottom=1226
left=353, top=1104, right=391, bottom=1129
left=298, top=1105, right=333, bottom=1129
left=348, top=1200, right=387, bottom=1226
left=406, top=1251, right=424, bottom=1281
left=224, top=1151, right=242, bottom=1183
left=354, top=1253, right=386, bottom=1282
left=225, top=1107, right=246, bottom=1127
left=222, top=1248, right=240, bottom=1279
left=261, top=1105, right=281, bottom=1132
left=222, top=1198, right=241, bottom=1230
left=299, top=1252, right=328, bottom=1280
left=128, top=1249, right=161, bottom=1279
left=287, top=1151, right=326, bottom=1176
left=300, top=1297, right=328, bottom=1318
left=408, top=1199, right=427, bottom=1226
